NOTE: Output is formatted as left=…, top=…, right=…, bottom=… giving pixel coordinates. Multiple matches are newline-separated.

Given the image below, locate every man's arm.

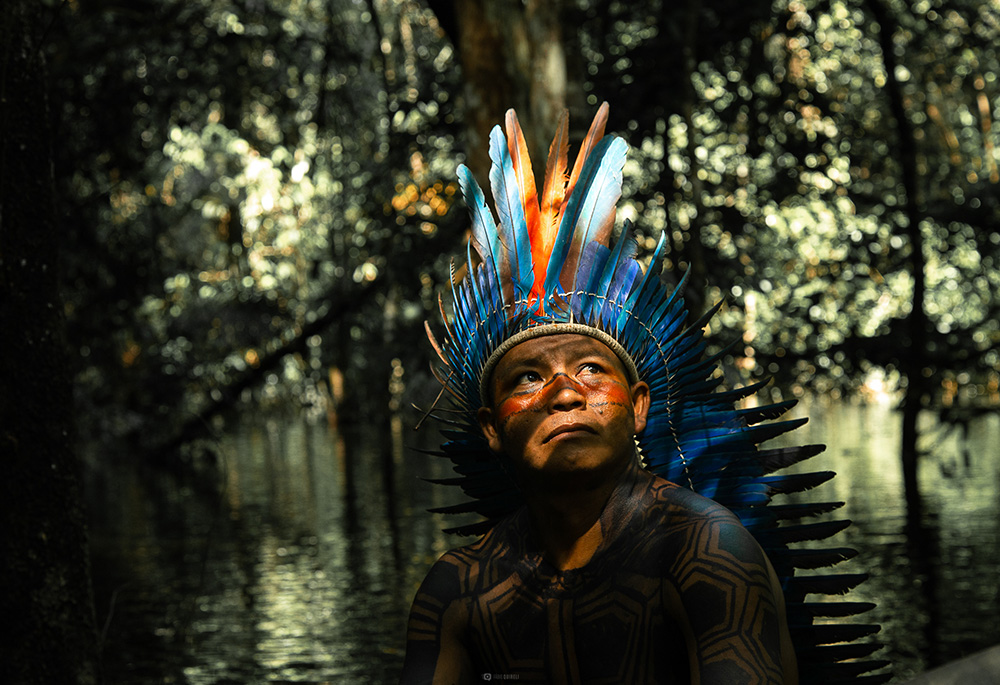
left=665, top=511, right=798, bottom=684
left=400, top=556, right=474, bottom=685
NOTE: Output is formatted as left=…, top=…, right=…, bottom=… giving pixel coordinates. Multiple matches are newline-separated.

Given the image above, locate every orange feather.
left=564, top=101, right=609, bottom=206
left=530, top=111, right=572, bottom=302
left=538, top=110, right=569, bottom=258
left=505, top=110, right=544, bottom=303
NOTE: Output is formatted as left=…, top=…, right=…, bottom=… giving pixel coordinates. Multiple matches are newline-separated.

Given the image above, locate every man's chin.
left=520, top=452, right=623, bottom=487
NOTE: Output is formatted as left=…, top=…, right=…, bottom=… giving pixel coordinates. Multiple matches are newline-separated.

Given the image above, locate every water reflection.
left=88, top=401, right=999, bottom=683
left=89, top=413, right=465, bottom=683
left=771, top=398, right=1000, bottom=682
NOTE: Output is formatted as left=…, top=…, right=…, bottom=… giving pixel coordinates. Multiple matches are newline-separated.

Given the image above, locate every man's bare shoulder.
left=640, top=474, right=767, bottom=568
left=647, top=474, right=741, bottom=521
left=421, top=511, right=528, bottom=598
left=638, top=478, right=792, bottom=684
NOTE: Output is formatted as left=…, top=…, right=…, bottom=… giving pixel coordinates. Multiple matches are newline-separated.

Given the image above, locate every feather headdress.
left=423, top=104, right=889, bottom=683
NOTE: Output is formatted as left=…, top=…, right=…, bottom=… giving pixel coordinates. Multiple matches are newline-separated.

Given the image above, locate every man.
left=401, top=333, right=797, bottom=683
left=402, top=105, right=800, bottom=683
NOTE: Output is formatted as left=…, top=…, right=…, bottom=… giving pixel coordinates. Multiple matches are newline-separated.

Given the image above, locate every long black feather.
left=756, top=444, right=827, bottom=474
left=801, top=622, right=882, bottom=645
left=797, top=642, right=884, bottom=661
left=786, top=573, right=869, bottom=596
left=781, top=547, right=858, bottom=569
left=762, top=470, right=837, bottom=494
left=797, top=601, right=877, bottom=618
left=767, top=502, right=846, bottom=521
left=757, top=519, right=852, bottom=545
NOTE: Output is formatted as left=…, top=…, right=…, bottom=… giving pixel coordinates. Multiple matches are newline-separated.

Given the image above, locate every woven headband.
left=477, top=323, right=640, bottom=407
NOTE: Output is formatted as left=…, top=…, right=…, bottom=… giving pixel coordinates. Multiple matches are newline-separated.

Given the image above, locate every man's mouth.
left=543, top=423, right=596, bottom=443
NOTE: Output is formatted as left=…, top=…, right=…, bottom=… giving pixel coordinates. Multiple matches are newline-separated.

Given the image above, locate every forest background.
left=2, top=0, right=999, bottom=681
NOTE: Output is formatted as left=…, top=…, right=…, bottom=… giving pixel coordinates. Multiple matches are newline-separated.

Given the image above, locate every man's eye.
left=580, top=362, right=604, bottom=375
left=516, top=371, right=541, bottom=384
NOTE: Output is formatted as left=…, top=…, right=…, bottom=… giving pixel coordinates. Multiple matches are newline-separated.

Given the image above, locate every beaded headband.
left=477, top=323, right=640, bottom=406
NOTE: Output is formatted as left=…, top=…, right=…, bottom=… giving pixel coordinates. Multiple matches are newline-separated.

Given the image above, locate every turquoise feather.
left=488, top=126, right=534, bottom=300
left=543, top=135, right=627, bottom=297
left=458, top=165, right=502, bottom=289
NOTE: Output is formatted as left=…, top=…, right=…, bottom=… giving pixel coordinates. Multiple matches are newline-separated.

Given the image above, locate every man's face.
left=477, top=334, right=649, bottom=488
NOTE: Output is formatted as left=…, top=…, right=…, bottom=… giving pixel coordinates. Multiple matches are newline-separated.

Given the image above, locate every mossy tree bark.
left=866, top=0, right=929, bottom=522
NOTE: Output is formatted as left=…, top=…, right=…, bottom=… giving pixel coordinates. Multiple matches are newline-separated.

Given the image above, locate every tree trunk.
left=0, top=3, right=103, bottom=683
left=445, top=0, right=575, bottom=179
left=867, top=0, right=927, bottom=515
left=673, top=0, right=710, bottom=316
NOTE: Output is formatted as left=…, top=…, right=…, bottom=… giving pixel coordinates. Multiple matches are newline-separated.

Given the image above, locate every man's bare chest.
left=463, top=563, right=688, bottom=683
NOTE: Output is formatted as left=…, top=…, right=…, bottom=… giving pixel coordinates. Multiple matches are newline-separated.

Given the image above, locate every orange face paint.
left=481, top=335, right=646, bottom=481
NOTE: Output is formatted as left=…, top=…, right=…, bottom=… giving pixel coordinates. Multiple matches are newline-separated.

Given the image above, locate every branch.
left=145, top=282, right=379, bottom=460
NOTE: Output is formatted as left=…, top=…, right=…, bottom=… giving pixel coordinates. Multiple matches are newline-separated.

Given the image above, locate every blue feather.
left=622, top=233, right=668, bottom=313
left=543, top=136, right=628, bottom=297
left=488, top=126, right=534, bottom=300
left=598, top=222, right=640, bottom=331
left=576, top=242, right=611, bottom=321
left=577, top=223, right=626, bottom=320
left=567, top=136, right=628, bottom=246
left=457, top=164, right=500, bottom=266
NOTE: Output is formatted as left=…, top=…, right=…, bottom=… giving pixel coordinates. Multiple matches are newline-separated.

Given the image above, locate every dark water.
left=771, top=398, right=1000, bottom=681
left=87, top=399, right=1000, bottom=683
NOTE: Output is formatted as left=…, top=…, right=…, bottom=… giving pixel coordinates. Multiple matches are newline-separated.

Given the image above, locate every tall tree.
left=864, top=0, right=928, bottom=512
left=0, top=1, right=102, bottom=683
left=431, top=0, right=582, bottom=178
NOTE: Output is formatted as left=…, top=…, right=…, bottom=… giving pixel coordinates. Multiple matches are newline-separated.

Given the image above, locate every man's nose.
left=547, top=373, right=586, bottom=411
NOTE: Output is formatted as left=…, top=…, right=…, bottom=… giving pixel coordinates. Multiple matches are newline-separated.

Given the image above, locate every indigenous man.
left=401, top=105, right=799, bottom=683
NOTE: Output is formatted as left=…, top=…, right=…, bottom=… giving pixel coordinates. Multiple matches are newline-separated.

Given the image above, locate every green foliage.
left=49, top=0, right=462, bottom=447
left=578, top=0, right=1000, bottom=401
left=42, top=0, right=1000, bottom=454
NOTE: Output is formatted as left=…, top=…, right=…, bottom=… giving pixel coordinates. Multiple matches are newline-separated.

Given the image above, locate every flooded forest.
left=3, top=0, right=999, bottom=683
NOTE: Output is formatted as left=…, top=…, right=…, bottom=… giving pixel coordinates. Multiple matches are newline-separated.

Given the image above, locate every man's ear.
left=631, top=381, right=650, bottom=435
left=477, top=406, right=503, bottom=454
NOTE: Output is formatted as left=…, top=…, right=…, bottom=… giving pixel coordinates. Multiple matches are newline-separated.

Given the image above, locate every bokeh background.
left=3, top=0, right=998, bottom=682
